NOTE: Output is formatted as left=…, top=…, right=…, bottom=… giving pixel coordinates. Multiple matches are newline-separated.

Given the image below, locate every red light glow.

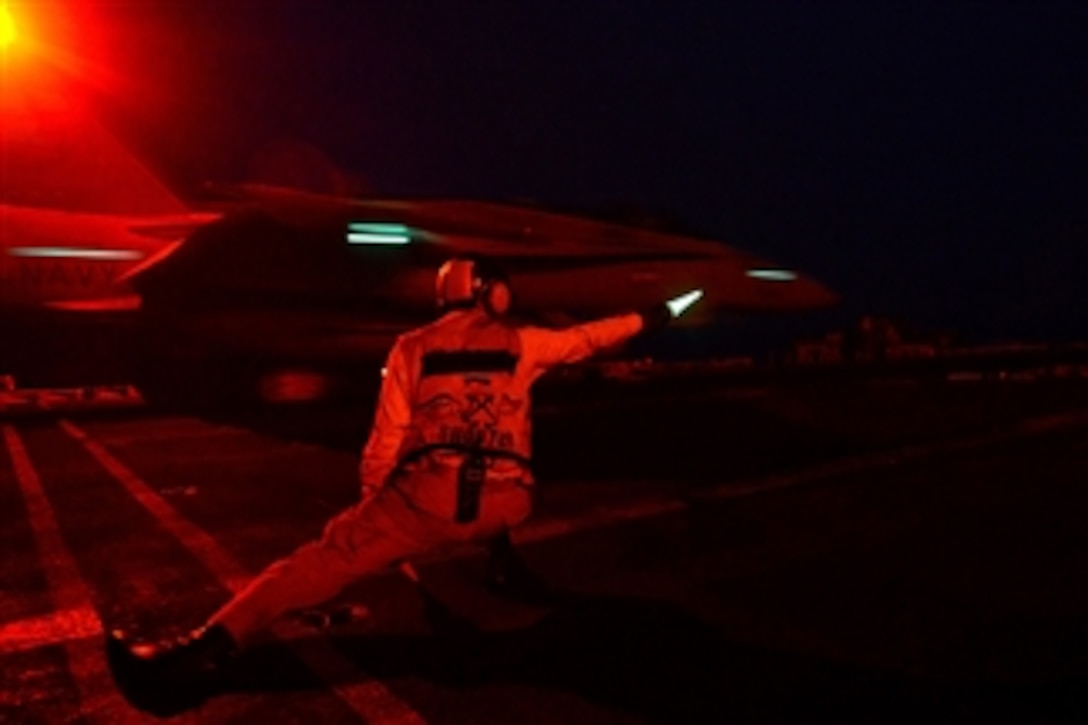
left=1, top=5, right=17, bottom=49
left=1, top=1, right=120, bottom=111
left=258, top=371, right=331, bottom=404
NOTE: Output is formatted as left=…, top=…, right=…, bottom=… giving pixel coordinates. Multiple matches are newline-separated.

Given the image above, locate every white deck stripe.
left=0, top=607, right=101, bottom=655
left=11, top=407, right=1085, bottom=708
left=59, top=419, right=426, bottom=725
left=2, top=425, right=142, bottom=723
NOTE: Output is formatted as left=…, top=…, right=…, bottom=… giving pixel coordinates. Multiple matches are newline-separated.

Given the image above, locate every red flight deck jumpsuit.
left=209, top=306, right=644, bottom=644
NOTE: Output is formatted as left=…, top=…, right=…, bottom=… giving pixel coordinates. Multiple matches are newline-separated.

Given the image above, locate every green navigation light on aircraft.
left=666, top=288, right=704, bottom=318
left=1, top=4, right=17, bottom=49
left=746, top=268, right=797, bottom=282
left=346, top=222, right=411, bottom=246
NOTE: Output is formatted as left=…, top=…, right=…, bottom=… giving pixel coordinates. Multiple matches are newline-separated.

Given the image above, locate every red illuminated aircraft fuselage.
left=0, top=204, right=221, bottom=311
left=122, top=187, right=839, bottom=369
left=0, top=0, right=837, bottom=402
left=196, top=187, right=840, bottom=315
left=0, top=180, right=839, bottom=399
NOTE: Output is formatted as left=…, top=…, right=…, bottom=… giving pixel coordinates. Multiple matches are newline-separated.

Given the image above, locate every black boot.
left=105, top=623, right=238, bottom=715
left=483, top=532, right=557, bottom=604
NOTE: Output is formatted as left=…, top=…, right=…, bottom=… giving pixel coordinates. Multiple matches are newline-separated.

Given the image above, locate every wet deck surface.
left=3, top=376, right=1088, bottom=723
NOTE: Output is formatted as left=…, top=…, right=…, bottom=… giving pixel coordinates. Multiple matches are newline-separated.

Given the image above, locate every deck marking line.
left=0, top=606, right=101, bottom=655
left=59, top=419, right=425, bottom=725
left=3, top=425, right=141, bottom=723
left=9, top=406, right=1088, bottom=658
left=13, top=406, right=1085, bottom=716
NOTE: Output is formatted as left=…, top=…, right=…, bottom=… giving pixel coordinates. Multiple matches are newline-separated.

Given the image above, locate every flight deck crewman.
left=106, top=256, right=693, bottom=713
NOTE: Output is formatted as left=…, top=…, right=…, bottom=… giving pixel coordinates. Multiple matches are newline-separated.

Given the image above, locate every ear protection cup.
left=481, top=278, right=512, bottom=316
left=436, top=257, right=513, bottom=314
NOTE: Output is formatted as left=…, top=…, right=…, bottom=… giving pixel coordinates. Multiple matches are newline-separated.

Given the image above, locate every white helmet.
left=435, top=257, right=512, bottom=315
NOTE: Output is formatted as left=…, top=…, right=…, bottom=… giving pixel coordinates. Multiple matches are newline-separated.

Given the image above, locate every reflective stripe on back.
left=421, top=350, right=519, bottom=377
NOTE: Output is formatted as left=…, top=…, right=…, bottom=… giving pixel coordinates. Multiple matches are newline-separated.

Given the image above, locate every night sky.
left=82, top=1, right=1088, bottom=346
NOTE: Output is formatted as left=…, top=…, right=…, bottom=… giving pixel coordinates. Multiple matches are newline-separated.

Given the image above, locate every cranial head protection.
left=435, top=257, right=512, bottom=315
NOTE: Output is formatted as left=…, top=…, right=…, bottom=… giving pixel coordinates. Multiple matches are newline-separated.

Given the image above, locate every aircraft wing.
left=126, top=183, right=836, bottom=325
left=125, top=213, right=225, bottom=241
left=207, top=183, right=735, bottom=259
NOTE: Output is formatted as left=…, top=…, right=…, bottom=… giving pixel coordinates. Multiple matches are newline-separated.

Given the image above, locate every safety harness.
left=393, top=443, right=533, bottom=523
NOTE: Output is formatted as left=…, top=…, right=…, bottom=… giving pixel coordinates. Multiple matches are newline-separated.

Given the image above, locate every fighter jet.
left=107, top=182, right=836, bottom=406
left=0, top=2, right=837, bottom=405
left=2, top=148, right=838, bottom=404
left=201, top=182, right=838, bottom=320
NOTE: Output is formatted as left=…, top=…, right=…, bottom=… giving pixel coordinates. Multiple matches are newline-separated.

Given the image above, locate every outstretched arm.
left=519, top=289, right=702, bottom=372
left=519, top=313, right=645, bottom=370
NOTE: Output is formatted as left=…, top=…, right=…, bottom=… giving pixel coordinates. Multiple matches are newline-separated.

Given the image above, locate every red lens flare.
left=1, top=1, right=121, bottom=110
left=1, top=5, right=17, bottom=49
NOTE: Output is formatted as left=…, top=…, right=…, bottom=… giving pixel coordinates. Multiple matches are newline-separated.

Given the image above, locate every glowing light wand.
left=666, top=288, right=704, bottom=318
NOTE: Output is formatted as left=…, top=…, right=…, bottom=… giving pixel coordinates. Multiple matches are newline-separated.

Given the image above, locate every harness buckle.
left=455, top=453, right=486, bottom=523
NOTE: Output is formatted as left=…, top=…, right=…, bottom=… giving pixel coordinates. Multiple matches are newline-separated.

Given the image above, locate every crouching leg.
left=106, top=494, right=426, bottom=712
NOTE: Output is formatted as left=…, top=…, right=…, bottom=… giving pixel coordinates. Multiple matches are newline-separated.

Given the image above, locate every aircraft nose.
left=734, top=264, right=840, bottom=312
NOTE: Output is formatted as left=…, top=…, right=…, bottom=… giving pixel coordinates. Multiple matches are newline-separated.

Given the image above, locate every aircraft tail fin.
left=0, top=102, right=187, bottom=215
